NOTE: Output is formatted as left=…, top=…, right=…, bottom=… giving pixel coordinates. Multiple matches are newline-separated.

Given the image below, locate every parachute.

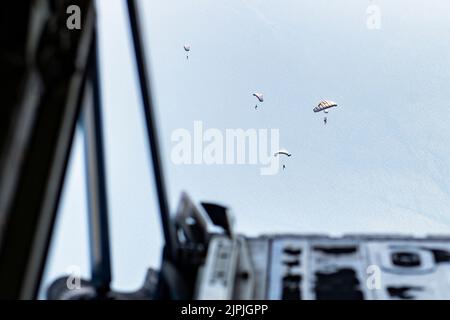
left=253, top=93, right=264, bottom=102
left=313, top=100, right=337, bottom=113
left=253, top=92, right=264, bottom=109
left=184, top=44, right=191, bottom=59
left=274, top=149, right=291, bottom=157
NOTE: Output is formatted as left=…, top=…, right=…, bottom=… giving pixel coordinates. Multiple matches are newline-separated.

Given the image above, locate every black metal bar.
left=126, top=0, right=176, bottom=261
left=0, top=1, right=95, bottom=299
left=82, top=30, right=112, bottom=296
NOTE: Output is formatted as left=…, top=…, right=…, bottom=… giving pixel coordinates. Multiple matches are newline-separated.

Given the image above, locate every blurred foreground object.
left=0, top=0, right=94, bottom=299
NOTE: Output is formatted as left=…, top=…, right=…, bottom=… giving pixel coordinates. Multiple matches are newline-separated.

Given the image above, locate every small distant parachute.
left=274, top=149, right=291, bottom=170
left=184, top=44, right=191, bottom=59
left=274, top=149, right=291, bottom=157
left=253, top=92, right=264, bottom=109
left=253, top=93, right=264, bottom=102
left=313, top=100, right=338, bottom=113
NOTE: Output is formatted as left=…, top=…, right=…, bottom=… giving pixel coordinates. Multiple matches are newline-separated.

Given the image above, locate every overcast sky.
left=41, top=0, right=450, bottom=295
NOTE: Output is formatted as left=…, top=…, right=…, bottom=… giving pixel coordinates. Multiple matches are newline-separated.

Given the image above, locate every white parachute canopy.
left=313, top=100, right=338, bottom=113
left=274, top=149, right=292, bottom=157
left=253, top=92, right=264, bottom=103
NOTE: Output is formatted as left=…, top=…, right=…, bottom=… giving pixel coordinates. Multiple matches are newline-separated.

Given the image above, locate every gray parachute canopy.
left=253, top=92, right=264, bottom=103
left=274, top=149, right=291, bottom=157
left=183, top=44, right=191, bottom=52
left=313, top=100, right=338, bottom=113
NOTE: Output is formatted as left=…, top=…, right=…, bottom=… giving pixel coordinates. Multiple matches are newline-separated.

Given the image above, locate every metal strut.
left=83, top=30, right=112, bottom=297
left=126, top=0, right=177, bottom=262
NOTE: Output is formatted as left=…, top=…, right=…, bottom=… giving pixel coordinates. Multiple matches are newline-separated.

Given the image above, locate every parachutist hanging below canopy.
left=253, top=92, right=264, bottom=109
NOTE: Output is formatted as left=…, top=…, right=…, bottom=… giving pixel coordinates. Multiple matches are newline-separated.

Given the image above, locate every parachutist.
left=255, top=105, right=258, bottom=109
left=283, top=165, right=286, bottom=170
left=324, top=117, right=327, bottom=125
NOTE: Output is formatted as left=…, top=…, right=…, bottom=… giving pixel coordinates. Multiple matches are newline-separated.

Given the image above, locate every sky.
left=40, top=0, right=450, bottom=296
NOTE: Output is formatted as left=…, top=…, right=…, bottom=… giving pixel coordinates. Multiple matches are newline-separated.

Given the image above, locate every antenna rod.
left=126, top=0, right=176, bottom=261
left=83, top=30, right=112, bottom=295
